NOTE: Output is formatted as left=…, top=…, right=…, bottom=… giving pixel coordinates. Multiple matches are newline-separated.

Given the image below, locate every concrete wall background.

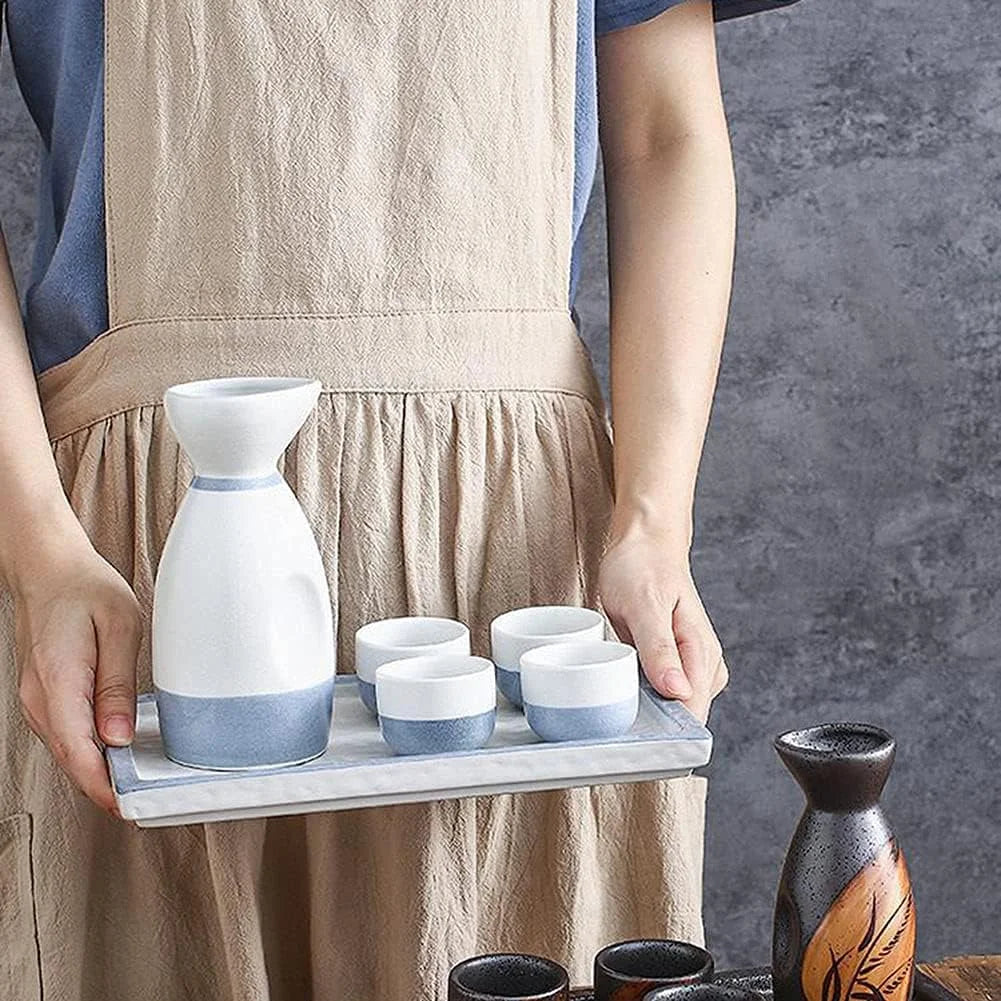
left=3, top=0, right=1000, bottom=970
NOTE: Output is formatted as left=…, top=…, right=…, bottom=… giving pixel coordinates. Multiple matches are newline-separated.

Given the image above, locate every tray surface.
left=108, top=675, right=712, bottom=827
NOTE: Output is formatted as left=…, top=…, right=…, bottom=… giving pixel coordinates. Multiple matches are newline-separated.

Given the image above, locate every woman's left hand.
left=598, top=525, right=727, bottom=724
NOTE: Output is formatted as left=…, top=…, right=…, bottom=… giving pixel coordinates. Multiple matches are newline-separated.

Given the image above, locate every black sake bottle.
left=772, top=724, right=916, bottom=1001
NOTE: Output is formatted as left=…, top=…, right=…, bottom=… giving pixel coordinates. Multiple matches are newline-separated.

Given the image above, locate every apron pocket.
left=0, top=814, right=42, bottom=1000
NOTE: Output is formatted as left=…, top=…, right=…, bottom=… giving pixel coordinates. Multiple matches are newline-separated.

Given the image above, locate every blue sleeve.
left=595, top=0, right=691, bottom=36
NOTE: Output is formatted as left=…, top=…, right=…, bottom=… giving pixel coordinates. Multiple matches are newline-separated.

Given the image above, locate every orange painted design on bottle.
left=801, top=839, right=916, bottom=1001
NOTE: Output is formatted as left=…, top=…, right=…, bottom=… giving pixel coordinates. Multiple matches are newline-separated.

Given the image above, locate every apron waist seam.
left=38, top=313, right=605, bottom=442
left=40, top=306, right=573, bottom=382
left=46, top=387, right=606, bottom=446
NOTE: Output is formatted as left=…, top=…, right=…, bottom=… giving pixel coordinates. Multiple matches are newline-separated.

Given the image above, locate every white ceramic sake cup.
left=376, top=655, right=497, bottom=756
left=519, top=640, right=640, bottom=742
left=489, top=605, right=606, bottom=707
left=355, top=616, right=470, bottom=715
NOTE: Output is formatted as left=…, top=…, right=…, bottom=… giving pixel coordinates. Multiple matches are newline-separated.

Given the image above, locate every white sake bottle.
left=152, top=377, right=335, bottom=769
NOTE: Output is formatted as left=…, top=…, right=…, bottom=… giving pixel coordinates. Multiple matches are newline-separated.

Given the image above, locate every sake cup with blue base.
left=489, top=605, right=605, bottom=707
left=354, top=616, right=470, bottom=715
left=520, top=640, right=639, bottom=742
left=376, top=654, right=496, bottom=755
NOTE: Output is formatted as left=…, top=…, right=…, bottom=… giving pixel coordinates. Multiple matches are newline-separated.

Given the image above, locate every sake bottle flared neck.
left=775, top=722, right=896, bottom=813
left=163, top=376, right=320, bottom=479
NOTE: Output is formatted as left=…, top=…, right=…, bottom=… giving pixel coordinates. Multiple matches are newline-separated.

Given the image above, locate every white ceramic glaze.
left=375, top=655, right=496, bottom=721
left=489, top=605, right=606, bottom=672
left=519, top=640, right=639, bottom=709
left=355, top=617, right=471, bottom=685
left=152, top=377, right=335, bottom=768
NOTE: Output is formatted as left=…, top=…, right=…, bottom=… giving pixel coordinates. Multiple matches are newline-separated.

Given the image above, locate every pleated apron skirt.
left=0, top=2, right=708, bottom=998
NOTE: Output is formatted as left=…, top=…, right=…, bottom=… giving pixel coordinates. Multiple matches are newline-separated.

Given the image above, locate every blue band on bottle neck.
left=189, top=472, right=284, bottom=491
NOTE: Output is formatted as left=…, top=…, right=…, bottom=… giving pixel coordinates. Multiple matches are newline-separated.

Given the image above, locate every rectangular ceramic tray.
left=107, top=675, right=712, bottom=827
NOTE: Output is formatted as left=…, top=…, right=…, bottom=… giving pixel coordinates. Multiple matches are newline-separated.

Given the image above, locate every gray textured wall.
left=576, top=0, right=1001, bottom=966
left=3, top=0, right=1000, bottom=971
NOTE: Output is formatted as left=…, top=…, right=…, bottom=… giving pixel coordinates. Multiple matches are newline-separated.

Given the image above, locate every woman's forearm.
left=0, top=234, right=88, bottom=590
left=604, top=130, right=736, bottom=554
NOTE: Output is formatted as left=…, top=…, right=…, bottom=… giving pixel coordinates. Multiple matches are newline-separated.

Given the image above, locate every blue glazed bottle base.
left=155, top=677, right=334, bottom=770
left=495, top=666, right=523, bottom=707
left=525, top=696, right=638, bottom=742
left=380, top=709, right=496, bottom=756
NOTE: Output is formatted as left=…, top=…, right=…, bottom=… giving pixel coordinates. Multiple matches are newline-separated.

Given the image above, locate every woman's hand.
left=0, top=234, right=138, bottom=818
left=598, top=524, right=727, bottom=724
left=9, top=524, right=141, bottom=817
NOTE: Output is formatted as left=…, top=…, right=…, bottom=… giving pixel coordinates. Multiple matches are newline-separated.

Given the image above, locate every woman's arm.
left=0, top=232, right=139, bottom=815
left=596, top=0, right=735, bottom=722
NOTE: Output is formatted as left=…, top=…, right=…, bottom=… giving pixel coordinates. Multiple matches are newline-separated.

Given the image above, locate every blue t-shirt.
left=4, top=0, right=686, bottom=374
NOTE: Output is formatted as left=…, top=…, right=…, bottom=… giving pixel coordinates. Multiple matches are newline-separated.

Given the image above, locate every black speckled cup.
left=643, top=984, right=766, bottom=1001
left=594, top=940, right=714, bottom=1001
left=448, top=953, right=569, bottom=1001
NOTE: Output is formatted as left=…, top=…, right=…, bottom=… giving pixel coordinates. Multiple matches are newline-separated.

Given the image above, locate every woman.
left=0, top=0, right=733, bottom=997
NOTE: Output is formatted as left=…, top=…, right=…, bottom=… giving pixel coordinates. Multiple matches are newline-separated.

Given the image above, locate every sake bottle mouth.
left=775, top=722, right=894, bottom=762
left=774, top=723, right=896, bottom=811
left=167, top=376, right=318, bottom=402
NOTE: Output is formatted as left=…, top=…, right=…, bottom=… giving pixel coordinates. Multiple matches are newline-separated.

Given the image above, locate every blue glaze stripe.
left=190, top=472, right=283, bottom=491
left=380, top=709, right=496, bottom=756
left=495, top=665, right=523, bottom=707
left=525, top=696, right=638, bottom=742
left=357, top=678, right=379, bottom=715
left=155, top=677, right=334, bottom=769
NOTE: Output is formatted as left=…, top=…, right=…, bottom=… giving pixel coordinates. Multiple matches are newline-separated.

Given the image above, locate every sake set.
left=150, top=376, right=644, bottom=771
left=106, top=375, right=711, bottom=825
left=446, top=722, right=921, bottom=1001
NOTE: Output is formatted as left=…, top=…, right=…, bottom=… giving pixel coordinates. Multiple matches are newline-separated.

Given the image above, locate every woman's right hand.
left=0, top=233, right=138, bottom=818
left=9, top=524, right=141, bottom=817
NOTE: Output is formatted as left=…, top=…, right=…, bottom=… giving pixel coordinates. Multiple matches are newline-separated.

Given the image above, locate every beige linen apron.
left=0, top=1, right=707, bottom=998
